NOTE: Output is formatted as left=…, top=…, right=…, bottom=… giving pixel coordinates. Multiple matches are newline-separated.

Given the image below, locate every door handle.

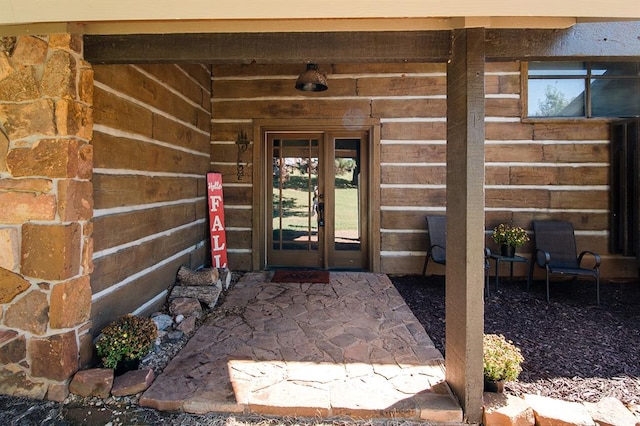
left=317, top=202, right=325, bottom=227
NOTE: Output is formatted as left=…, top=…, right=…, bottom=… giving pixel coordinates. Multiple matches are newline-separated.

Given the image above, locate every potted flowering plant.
left=483, top=334, right=524, bottom=392
left=95, top=314, right=158, bottom=374
left=492, top=223, right=529, bottom=257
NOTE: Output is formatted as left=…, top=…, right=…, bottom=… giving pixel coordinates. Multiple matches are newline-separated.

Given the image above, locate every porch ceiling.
left=1, top=0, right=639, bottom=35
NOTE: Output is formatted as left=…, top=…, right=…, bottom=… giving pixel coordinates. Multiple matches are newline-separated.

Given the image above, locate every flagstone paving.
left=139, top=272, right=462, bottom=422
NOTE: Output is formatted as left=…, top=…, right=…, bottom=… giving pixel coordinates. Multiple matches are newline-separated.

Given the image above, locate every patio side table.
left=489, top=253, right=531, bottom=291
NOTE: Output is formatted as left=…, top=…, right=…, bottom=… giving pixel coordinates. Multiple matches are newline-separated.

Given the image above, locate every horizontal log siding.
left=373, top=63, right=449, bottom=274
left=382, top=62, right=616, bottom=276
left=91, top=64, right=212, bottom=332
left=212, top=63, right=450, bottom=270
left=213, top=62, right=627, bottom=277
left=483, top=64, right=614, bottom=277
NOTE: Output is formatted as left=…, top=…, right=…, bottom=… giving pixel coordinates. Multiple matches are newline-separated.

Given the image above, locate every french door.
left=266, top=130, right=368, bottom=269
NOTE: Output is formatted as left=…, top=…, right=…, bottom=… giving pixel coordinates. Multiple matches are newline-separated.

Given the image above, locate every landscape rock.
left=156, top=330, right=167, bottom=344
left=524, top=394, right=594, bottom=426
left=45, top=382, right=69, bottom=402
left=483, top=392, right=534, bottom=426
left=151, top=314, right=173, bottom=331
left=69, top=368, right=113, bottom=399
left=169, top=297, right=202, bottom=318
left=169, top=285, right=222, bottom=309
left=176, top=266, right=218, bottom=286
left=175, top=266, right=233, bottom=290
left=166, top=331, right=184, bottom=342
left=220, top=268, right=232, bottom=289
left=111, top=368, right=155, bottom=397
left=176, top=315, right=197, bottom=334
left=583, top=397, right=638, bottom=426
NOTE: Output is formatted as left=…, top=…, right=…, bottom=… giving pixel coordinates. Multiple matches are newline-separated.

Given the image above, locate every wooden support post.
left=445, top=27, right=486, bottom=423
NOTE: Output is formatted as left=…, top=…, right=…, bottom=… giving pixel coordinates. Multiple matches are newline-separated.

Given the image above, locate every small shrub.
left=95, top=314, right=158, bottom=369
left=483, top=333, right=524, bottom=382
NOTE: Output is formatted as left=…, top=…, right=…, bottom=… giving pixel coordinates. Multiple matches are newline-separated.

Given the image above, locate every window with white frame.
left=526, top=61, right=640, bottom=118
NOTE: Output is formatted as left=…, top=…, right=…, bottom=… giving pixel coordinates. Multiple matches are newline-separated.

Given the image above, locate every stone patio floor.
left=139, top=272, right=463, bottom=422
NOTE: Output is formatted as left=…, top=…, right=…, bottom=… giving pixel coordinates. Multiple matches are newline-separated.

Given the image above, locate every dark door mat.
left=270, top=270, right=330, bottom=283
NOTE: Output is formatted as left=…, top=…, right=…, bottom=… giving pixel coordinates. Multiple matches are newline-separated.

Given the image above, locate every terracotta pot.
left=483, top=378, right=505, bottom=393
left=500, top=244, right=516, bottom=258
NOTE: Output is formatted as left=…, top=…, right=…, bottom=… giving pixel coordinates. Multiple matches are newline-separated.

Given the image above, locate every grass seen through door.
left=273, top=169, right=358, bottom=233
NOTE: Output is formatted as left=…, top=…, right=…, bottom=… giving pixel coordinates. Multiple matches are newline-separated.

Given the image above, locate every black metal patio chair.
left=422, top=215, right=447, bottom=275
left=422, top=215, right=491, bottom=296
left=529, top=220, right=601, bottom=304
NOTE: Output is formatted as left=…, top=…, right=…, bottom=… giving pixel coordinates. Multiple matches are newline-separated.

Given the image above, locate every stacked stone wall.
left=0, top=34, right=93, bottom=400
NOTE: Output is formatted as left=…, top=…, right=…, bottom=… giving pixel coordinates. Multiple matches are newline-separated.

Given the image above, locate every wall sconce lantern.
left=236, top=130, right=250, bottom=181
left=295, top=63, right=328, bottom=92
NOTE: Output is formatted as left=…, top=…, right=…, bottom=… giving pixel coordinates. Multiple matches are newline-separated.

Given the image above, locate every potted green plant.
left=492, top=223, right=530, bottom=257
left=95, top=314, right=158, bottom=375
left=483, top=333, right=524, bottom=392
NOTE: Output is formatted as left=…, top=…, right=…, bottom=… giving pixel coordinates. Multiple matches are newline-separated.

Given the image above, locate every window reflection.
left=271, top=139, right=319, bottom=251
left=334, top=138, right=361, bottom=251
left=527, top=61, right=640, bottom=118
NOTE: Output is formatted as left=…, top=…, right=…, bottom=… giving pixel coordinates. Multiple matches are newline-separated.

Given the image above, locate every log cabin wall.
left=91, top=64, right=212, bottom=333
left=211, top=62, right=450, bottom=271
left=213, top=61, right=631, bottom=278
left=484, top=62, right=616, bottom=278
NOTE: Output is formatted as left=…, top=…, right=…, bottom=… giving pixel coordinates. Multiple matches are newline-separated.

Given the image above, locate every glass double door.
left=267, top=131, right=368, bottom=269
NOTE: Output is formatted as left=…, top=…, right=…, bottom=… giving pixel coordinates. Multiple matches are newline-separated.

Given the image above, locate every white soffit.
left=0, top=0, right=638, bottom=34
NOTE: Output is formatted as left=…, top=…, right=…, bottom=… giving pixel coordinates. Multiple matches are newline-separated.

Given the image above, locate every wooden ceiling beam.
left=486, top=21, right=640, bottom=61
left=83, top=31, right=452, bottom=64
left=83, top=21, right=640, bottom=65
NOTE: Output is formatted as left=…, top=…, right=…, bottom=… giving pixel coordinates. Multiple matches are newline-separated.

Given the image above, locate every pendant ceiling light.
left=295, top=63, right=328, bottom=92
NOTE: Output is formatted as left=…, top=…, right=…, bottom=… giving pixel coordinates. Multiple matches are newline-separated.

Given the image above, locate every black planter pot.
left=114, top=358, right=140, bottom=376
left=500, top=244, right=516, bottom=258
left=483, top=378, right=505, bottom=393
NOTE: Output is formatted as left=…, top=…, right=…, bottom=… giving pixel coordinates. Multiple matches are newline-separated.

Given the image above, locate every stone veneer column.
left=0, top=34, right=94, bottom=401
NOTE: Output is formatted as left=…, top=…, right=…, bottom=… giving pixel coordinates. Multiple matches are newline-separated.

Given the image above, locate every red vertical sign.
left=207, top=173, right=228, bottom=269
